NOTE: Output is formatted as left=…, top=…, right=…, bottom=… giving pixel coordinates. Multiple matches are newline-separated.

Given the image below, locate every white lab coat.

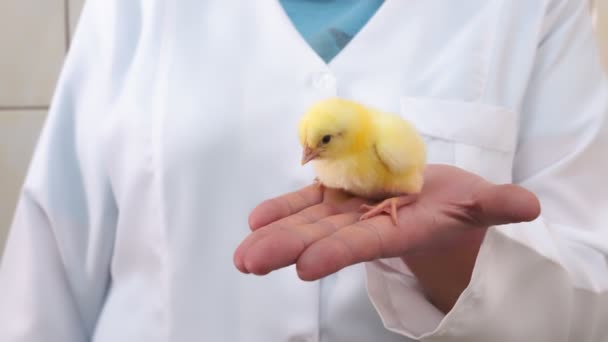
left=1, top=0, right=607, bottom=341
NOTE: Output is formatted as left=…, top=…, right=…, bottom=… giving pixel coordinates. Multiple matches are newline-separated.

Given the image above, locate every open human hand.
left=234, top=164, right=540, bottom=281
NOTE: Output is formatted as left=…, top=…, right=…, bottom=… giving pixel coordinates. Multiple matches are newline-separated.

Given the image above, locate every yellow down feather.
left=298, top=97, right=426, bottom=200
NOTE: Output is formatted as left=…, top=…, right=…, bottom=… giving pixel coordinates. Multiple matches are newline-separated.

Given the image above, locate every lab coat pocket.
left=400, top=97, right=518, bottom=184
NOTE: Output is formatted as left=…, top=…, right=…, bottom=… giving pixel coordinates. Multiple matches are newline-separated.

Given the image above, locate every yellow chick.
left=298, top=97, right=426, bottom=225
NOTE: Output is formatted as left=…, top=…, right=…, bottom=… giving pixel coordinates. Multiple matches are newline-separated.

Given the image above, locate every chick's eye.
left=322, top=135, right=332, bottom=144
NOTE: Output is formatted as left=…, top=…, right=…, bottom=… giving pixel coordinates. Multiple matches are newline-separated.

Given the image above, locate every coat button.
left=311, top=71, right=336, bottom=91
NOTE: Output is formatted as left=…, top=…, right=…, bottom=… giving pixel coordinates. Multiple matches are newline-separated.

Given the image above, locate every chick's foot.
left=313, top=177, right=325, bottom=192
left=359, top=195, right=418, bottom=226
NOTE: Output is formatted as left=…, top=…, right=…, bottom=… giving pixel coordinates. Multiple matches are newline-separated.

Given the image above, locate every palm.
left=234, top=164, right=539, bottom=281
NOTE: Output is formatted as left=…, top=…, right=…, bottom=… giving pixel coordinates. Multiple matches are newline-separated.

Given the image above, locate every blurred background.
left=0, top=1, right=607, bottom=256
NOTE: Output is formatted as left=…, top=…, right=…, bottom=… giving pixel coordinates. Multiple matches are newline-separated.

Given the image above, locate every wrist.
left=401, top=228, right=487, bottom=313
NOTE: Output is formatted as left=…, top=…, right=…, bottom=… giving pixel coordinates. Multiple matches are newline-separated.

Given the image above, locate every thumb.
left=472, top=183, right=541, bottom=227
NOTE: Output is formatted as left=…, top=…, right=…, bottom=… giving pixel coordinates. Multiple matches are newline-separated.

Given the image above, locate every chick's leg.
left=359, top=194, right=418, bottom=226
left=313, top=177, right=325, bottom=192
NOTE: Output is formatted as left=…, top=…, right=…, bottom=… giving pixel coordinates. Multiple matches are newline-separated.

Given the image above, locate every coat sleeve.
left=364, top=0, right=608, bottom=341
left=0, top=0, right=136, bottom=340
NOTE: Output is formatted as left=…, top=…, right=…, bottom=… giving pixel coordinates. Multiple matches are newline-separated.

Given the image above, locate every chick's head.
left=298, top=97, right=371, bottom=165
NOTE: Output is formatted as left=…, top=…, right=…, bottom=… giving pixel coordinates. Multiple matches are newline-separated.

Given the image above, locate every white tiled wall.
left=0, top=3, right=607, bottom=255
left=0, top=0, right=84, bottom=253
left=0, top=0, right=66, bottom=106
left=69, top=0, right=85, bottom=40
left=0, top=110, right=46, bottom=237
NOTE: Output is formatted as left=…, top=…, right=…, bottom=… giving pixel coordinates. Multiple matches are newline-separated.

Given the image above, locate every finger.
left=235, top=195, right=368, bottom=274
left=242, top=212, right=361, bottom=275
left=296, top=215, right=424, bottom=281
left=235, top=203, right=337, bottom=273
left=248, top=185, right=323, bottom=230
left=472, top=184, right=541, bottom=226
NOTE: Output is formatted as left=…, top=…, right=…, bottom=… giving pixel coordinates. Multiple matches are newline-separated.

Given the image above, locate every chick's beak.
left=301, top=146, right=321, bottom=165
